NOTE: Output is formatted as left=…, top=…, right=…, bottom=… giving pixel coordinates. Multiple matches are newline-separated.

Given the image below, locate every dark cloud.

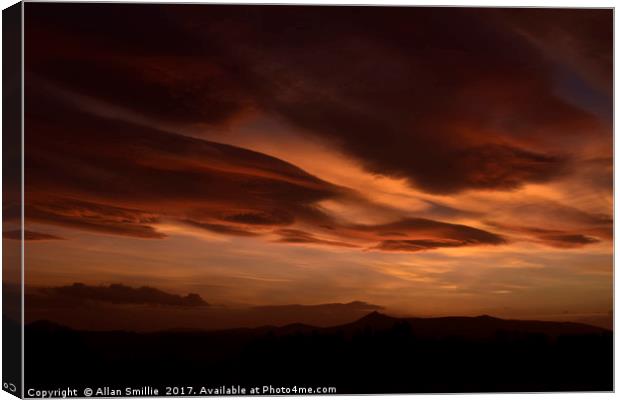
left=374, top=239, right=474, bottom=252
left=26, top=4, right=251, bottom=125
left=420, top=200, right=482, bottom=220
left=487, top=222, right=603, bottom=249
left=540, top=234, right=600, bottom=248
left=26, top=88, right=339, bottom=209
left=25, top=5, right=610, bottom=194
left=366, top=217, right=507, bottom=252
left=23, top=86, right=342, bottom=240
left=181, top=220, right=261, bottom=237
left=275, top=229, right=359, bottom=248
left=26, top=199, right=166, bottom=239
left=21, top=5, right=609, bottom=254
left=221, top=210, right=294, bottom=226
left=498, top=8, right=612, bottom=97
left=40, top=283, right=208, bottom=307
left=3, top=230, right=65, bottom=241
left=358, top=218, right=506, bottom=246
left=272, top=218, right=506, bottom=252
left=192, top=7, right=604, bottom=194
left=22, top=82, right=507, bottom=253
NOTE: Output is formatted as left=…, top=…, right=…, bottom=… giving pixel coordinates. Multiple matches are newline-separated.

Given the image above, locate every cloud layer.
left=20, top=82, right=512, bottom=253
left=40, top=283, right=208, bottom=307
left=26, top=5, right=611, bottom=194
left=4, top=230, right=64, bottom=241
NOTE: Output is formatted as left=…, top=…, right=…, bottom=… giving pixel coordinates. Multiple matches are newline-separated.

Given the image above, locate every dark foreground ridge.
left=24, top=312, right=612, bottom=393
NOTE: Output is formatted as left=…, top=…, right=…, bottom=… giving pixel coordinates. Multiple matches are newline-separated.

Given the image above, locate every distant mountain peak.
left=475, top=314, right=499, bottom=320
left=355, top=311, right=397, bottom=325
left=362, top=310, right=384, bottom=318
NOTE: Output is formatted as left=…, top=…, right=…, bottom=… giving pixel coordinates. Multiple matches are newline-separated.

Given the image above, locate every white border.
left=0, top=2, right=616, bottom=400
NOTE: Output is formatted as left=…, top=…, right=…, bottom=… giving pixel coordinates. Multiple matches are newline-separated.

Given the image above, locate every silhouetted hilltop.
left=25, top=312, right=612, bottom=393
left=336, top=312, right=608, bottom=339
left=25, top=319, right=74, bottom=334
left=228, top=311, right=609, bottom=339
left=352, top=310, right=398, bottom=325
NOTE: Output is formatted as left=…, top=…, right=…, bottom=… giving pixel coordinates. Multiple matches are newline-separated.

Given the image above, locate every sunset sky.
left=10, top=4, right=612, bottom=328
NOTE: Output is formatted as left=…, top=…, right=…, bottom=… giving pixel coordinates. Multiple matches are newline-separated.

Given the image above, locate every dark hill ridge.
left=25, top=312, right=612, bottom=393
left=335, top=312, right=608, bottom=338
left=231, top=311, right=609, bottom=338
left=26, top=311, right=610, bottom=337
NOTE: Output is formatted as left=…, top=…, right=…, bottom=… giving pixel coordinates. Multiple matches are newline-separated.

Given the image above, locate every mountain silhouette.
left=25, top=312, right=612, bottom=393
left=340, top=312, right=607, bottom=338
